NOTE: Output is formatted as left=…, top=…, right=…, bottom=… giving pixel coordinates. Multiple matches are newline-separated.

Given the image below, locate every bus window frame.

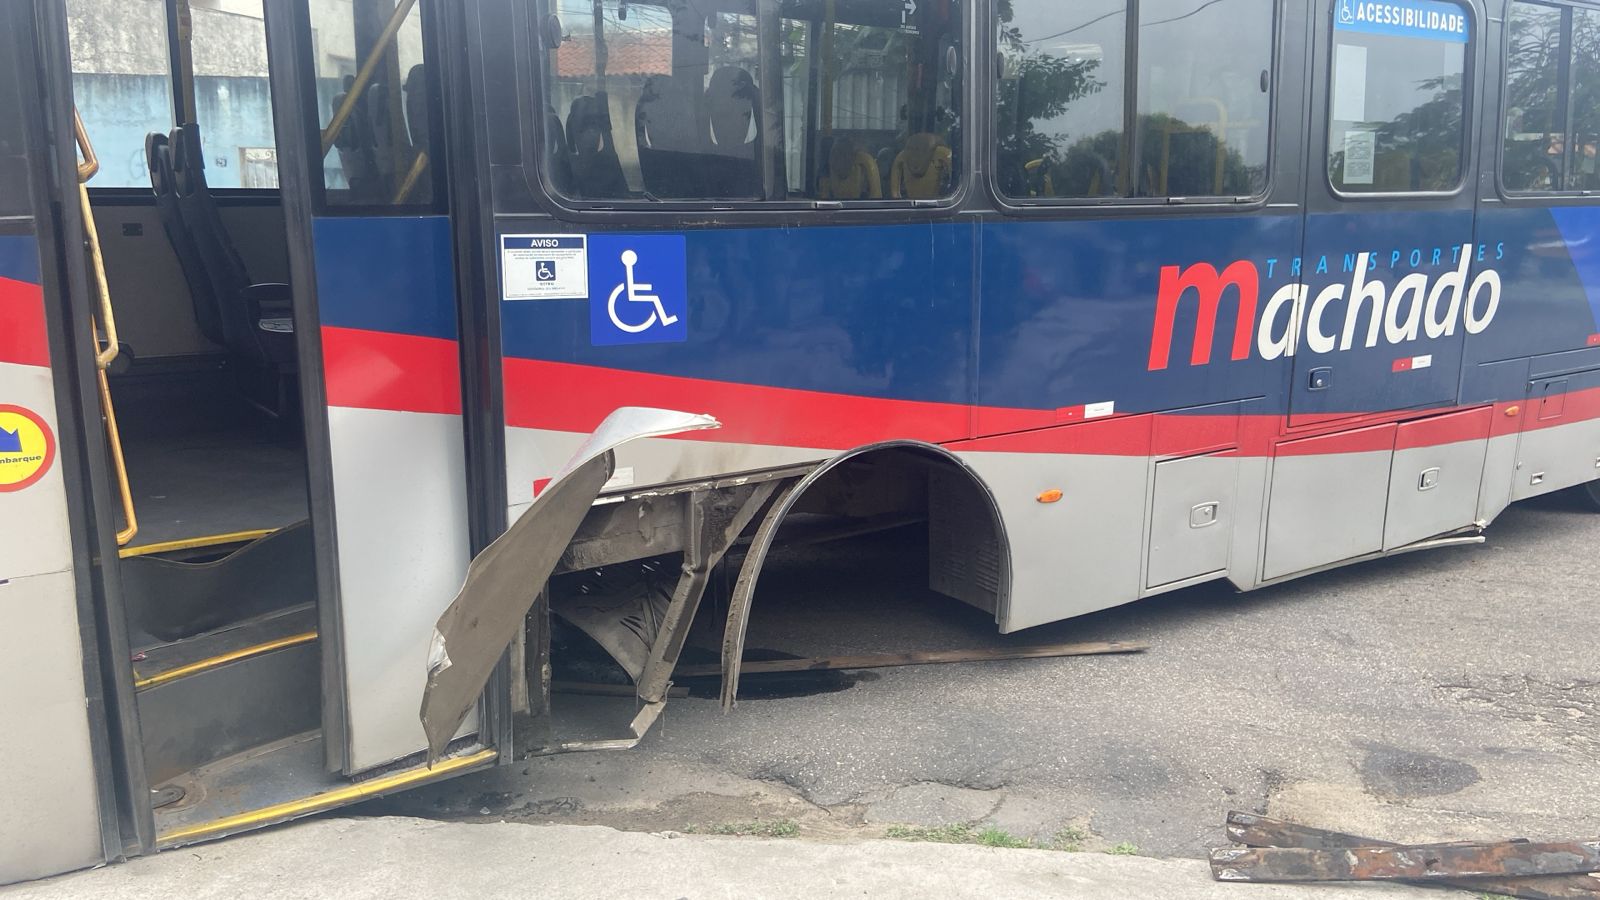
left=524, top=0, right=975, bottom=217
left=287, top=0, right=451, bottom=218
left=984, top=0, right=1284, bottom=213
left=1494, top=0, right=1600, bottom=201
left=1322, top=0, right=1479, bottom=201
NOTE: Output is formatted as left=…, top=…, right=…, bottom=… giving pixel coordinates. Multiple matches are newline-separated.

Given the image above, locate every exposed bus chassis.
left=422, top=409, right=807, bottom=759
left=422, top=409, right=1012, bottom=760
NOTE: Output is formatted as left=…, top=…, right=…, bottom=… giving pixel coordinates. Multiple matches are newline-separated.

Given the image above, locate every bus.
left=4, top=0, right=1599, bottom=883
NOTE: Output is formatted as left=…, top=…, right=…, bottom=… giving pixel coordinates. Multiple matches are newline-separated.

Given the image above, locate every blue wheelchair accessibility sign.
left=589, top=234, right=688, bottom=346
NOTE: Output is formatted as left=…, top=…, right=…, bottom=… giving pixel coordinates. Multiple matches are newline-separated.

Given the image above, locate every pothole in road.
left=1357, top=742, right=1481, bottom=799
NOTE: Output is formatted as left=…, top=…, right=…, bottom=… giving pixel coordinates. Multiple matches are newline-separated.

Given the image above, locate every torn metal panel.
left=420, top=408, right=718, bottom=763
left=636, top=480, right=779, bottom=703
left=529, top=701, right=667, bottom=755
left=1222, top=812, right=1600, bottom=899
left=721, top=479, right=802, bottom=709
left=1211, top=842, right=1600, bottom=882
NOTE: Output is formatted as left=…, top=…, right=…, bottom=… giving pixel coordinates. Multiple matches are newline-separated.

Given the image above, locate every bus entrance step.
left=133, top=604, right=320, bottom=786
left=121, top=519, right=315, bottom=644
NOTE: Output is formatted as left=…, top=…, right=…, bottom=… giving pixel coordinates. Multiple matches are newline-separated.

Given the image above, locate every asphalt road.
left=373, top=488, right=1600, bottom=859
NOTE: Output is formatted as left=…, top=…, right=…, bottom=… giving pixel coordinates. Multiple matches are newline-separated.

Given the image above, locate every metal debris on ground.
left=1212, top=811, right=1600, bottom=899
left=671, top=640, right=1148, bottom=679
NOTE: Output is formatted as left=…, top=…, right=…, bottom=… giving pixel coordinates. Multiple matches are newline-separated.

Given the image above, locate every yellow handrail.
left=74, top=111, right=119, bottom=371
left=392, top=149, right=429, bottom=203
left=96, top=366, right=138, bottom=546
left=320, top=0, right=420, bottom=156
left=74, top=111, right=138, bottom=546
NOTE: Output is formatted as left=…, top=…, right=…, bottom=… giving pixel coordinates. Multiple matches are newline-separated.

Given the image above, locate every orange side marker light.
left=1037, top=489, right=1064, bottom=504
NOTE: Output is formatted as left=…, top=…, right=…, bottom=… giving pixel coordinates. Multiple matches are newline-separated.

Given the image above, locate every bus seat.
left=635, top=75, right=703, bottom=198
left=545, top=105, right=574, bottom=195
left=330, top=75, right=378, bottom=199
left=702, top=66, right=760, bottom=197
left=364, top=80, right=398, bottom=187
left=170, top=125, right=296, bottom=414
left=146, top=131, right=224, bottom=347
left=818, top=138, right=882, bottom=200
left=890, top=132, right=952, bottom=199
left=567, top=93, right=629, bottom=199
left=403, top=64, right=429, bottom=151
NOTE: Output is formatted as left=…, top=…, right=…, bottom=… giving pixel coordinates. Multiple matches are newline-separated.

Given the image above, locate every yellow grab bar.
left=74, top=111, right=137, bottom=546
left=74, top=111, right=119, bottom=371
left=96, top=365, right=138, bottom=546
left=392, top=150, right=429, bottom=203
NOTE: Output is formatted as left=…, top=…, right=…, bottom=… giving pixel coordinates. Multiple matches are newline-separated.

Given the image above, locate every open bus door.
left=1, top=0, right=721, bottom=882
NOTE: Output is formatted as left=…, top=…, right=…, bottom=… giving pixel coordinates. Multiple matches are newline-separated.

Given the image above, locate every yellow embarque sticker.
left=0, top=405, right=55, bottom=492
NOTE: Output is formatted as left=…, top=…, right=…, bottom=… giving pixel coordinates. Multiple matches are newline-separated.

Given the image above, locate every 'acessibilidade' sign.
left=1335, top=0, right=1469, bottom=43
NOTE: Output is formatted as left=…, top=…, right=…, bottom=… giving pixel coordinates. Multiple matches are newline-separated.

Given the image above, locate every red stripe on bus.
left=494, top=356, right=1600, bottom=457
left=1275, top=423, right=1398, bottom=456
left=321, top=326, right=462, bottom=416
left=0, top=277, right=50, bottom=369
left=501, top=355, right=971, bottom=449
left=1394, top=406, right=1494, bottom=450
left=1523, top=384, right=1600, bottom=432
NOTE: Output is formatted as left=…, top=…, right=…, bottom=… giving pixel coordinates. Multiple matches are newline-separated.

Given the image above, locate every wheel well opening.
left=713, top=443, right=1011, bottom=707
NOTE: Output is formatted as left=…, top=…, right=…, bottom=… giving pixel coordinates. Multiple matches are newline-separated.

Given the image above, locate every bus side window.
left=1502, top=1, right=1566, bottom=192
left=995, top=0, right=1271, bottom=202
left=1327, top=0, right=1469, bottom=194
left=537, top=0, right=962, bottom=205
left=786, top=1, right=963, bottom=202
left=1564, top=8, right=1600, bottom=191
left=1134, top=0, right=1272, bottom=198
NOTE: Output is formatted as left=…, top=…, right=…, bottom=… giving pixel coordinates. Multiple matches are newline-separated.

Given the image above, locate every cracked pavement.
left=366, top=491, right=1600, bottom=859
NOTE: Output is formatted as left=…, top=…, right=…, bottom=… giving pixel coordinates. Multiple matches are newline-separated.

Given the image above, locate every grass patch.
left=1105, top=842, right=1141, bottom=856
left=975, top=826, right=1034, bottom=849
left=686, top=819, right=800, bottom=838
left=1049, top=825, right=1089, bottom=852
left=883, top=823, right=1063, bottom=850
left=885, top=823, right=982, bottom=844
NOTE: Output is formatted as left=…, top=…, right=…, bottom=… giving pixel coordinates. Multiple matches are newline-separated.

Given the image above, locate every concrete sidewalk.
left=3, top=816, right=1468, bottom=900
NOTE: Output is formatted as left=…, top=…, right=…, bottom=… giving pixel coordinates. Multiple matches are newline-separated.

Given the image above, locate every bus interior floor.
left=119, top=418, right=310, bottom=546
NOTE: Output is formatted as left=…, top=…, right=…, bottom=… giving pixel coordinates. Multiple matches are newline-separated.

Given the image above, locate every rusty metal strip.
left=1211, top=841, right=1600, bottom=883
left=677, top=640, right=1147, bottom=679
left=1222, top=812, right=1600, bottom=899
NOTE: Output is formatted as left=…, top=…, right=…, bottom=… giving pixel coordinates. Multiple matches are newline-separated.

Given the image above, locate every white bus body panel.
left=0, top=353, right=103, bottom=883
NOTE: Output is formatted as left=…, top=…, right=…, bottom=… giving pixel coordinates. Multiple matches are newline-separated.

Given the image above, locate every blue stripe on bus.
left=1547, top=206, right=1600, bottom=336
left=0, top=234, right=41, bottom=286
left=312, top=215, right=458, bottom=342
left=316, top=208, right=1598, bottom=420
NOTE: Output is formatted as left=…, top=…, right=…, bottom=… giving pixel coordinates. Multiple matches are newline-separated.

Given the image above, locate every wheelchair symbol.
left=607, top=249, right=679, bottom=334
left=535, top=260, right=557, bottom=282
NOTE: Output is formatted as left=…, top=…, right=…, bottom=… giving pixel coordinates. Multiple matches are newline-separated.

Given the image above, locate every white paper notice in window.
left=1332, top=43, right=1368, bottom=121
left=1343, top=129, right=1377, bottom=185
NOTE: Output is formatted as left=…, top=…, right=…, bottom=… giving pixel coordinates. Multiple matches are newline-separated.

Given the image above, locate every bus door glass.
left=1292, top=0, right=1479, bottom=426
